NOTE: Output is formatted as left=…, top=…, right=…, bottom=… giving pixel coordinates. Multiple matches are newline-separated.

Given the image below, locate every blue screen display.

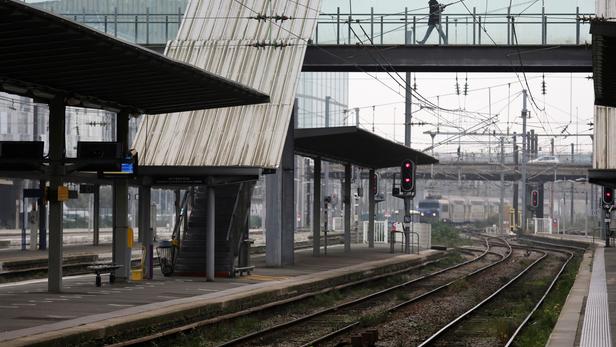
left=121, top=163, right=133, bottom=173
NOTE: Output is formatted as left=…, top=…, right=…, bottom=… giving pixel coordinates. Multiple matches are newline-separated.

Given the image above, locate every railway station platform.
left=0, top=244, right=442, bottom=346
left=543, top=234, right=615, bottom=347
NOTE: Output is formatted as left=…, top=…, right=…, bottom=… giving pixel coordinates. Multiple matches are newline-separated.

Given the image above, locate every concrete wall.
left=594, top=106, right=616, bottom=169
left=596, top=0, right=616, bottom=17
left=594, top=0, right=616, bottom=170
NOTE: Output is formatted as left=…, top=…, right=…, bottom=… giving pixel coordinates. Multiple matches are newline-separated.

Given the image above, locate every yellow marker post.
left=128, top=227, right=143, bottom=281
left=127, top=227, right=133, bottom=248
left=57, top=186, right=69, bottom=202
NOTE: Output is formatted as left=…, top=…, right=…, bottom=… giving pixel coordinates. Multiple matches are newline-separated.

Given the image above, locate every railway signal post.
left=394, top=159, right=417, bottom=254
left=529, top=189, right=539, bottom=224
left=602, top=187, right=614, bottom=247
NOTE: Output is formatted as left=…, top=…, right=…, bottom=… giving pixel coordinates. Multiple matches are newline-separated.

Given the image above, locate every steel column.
left=265, top=105, right=295, bottom=266
left=312, top=158, right=321, bottom=256
left=138, top=184, right=153, bottom=279
left=38, top=179, right=47, bottom=250
left=344, top=163, right=352, bottom=252
left=93, top=184, right=100, bottom=246
left=499, top=137, right=505, bottom=233
left=521, top=91, right=529, bottom=233
left=513, top=133, right=519, bottom=229
left=405, top=72, right=412, bottom=147
left=112, top=110, right=130, bottom=281
left=368, top=169, right=375, bottom=248
left=48, top=97, right=65, bottom=293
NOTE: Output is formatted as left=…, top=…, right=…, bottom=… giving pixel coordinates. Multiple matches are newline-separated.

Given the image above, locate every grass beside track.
left=431, top=222, right=471, bottom=248
left=511, top=253, right=582, bottom=347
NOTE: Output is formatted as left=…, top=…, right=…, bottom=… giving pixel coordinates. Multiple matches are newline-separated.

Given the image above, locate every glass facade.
left=297, top=72, right=350, bottom=128
left=3, top=1, right=351, bottom=236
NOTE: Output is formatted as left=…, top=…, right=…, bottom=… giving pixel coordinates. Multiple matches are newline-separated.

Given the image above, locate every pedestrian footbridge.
left=55, top=7, right=592, bottom=72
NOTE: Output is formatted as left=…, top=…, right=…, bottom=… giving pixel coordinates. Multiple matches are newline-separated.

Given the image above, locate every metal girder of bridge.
left=302, top=45, right=592, bottom=73
left=415, top=162, right=590, bottom=182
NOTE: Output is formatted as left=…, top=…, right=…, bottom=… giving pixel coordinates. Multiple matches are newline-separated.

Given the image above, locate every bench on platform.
left=87, top=264, right=122, bottom=287
left=234, top=265, right=255, bottom=276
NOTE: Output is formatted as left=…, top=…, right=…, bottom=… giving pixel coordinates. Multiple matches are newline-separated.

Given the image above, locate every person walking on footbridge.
left=417, top=0, right=448, bottom=45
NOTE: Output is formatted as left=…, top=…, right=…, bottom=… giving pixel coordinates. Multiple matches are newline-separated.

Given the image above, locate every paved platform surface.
left=0, top=244, right=114, bottom=263
left=531, top=232, right=605, bottom=246
left=580, top=246, right=612, bottom=347
left=547, top=249, right=592, bottom=347
left=0, top=243, right=439, bottom=345
left=548, top=242, right=616, bottom=347
left=606, top=247, right=616, bottom=346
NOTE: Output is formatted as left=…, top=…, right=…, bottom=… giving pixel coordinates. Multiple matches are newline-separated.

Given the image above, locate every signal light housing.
left=400, top=159, right=415, bottom=193
left=371, top=172, right=378, bottom=196
left=530, top=190, right=539, bottom=208
left=603, top=187, right=614, bottom=206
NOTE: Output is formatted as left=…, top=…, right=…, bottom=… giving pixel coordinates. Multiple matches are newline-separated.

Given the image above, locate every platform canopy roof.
left=294, top=126, right=438, bottom=169
left=0, top=0, right=269, bottom=114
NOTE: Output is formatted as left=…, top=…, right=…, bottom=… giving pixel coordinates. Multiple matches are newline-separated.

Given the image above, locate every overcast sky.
left=347, top=72, right=594, bottom=159
left=320, top=0, right=596, bottom=159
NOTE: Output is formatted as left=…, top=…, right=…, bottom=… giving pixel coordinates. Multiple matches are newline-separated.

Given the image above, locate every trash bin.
left=156, top=240, right=175, bottom=276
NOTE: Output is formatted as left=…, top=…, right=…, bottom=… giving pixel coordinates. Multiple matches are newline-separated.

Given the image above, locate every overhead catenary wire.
left=228, top=0, right=589, bottom=154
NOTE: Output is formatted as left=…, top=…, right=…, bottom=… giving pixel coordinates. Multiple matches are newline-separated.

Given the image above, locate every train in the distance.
left=417, top=195, right=505, bottom=224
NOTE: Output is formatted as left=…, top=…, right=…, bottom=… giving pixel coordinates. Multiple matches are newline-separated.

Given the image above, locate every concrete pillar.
left=113, top=110, right=131, bottom=281
left=93, top=184, right=100, bottom=246
left=312, top=158, right=321, bottom=256
left=48, top=97, right=65, bottom=292
left=206, top=186, right=215, bottom=281
left=265, top=109, right=295, bottom=266
left=368, top=169, right=376, bottom=248
left=344, top=163, right=352, bottom=252
left=265, top=174, right=281, bottom=265
left=537, top=182, right=545, bottom=218
left=138, top=184, right=153, bottom=279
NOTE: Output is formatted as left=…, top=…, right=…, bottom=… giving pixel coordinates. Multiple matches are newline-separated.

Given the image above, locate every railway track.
left=213, top=237, right=510, bottom=347
left=105, top=238, right=492, bottom=347
left=416, top=239, right=578, bottom=347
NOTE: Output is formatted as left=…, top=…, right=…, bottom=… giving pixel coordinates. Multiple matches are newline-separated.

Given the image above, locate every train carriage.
left=418, top=196, right=508, bottom=224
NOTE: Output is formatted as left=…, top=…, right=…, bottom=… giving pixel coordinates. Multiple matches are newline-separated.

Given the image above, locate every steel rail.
left=105, top=243, right=485, bottom=347
left=216, top=238, right=497, bottom=347
left=299, top=322, right=360, bottom=347
left=517, top=236, right=588, bottom=251
left=298, top=238, right=512, bottom=347
left=504, top=241, right=578, bottom=346
left=417, top=244, right=547, bottom=347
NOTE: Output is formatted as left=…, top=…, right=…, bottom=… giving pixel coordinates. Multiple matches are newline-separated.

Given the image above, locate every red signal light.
left=401, top=159, right=415, bottom=193
left=603, top=187, right=614, bottom=205
left=530, top=190, right=538, bottom=208
left=371, top=173, right=378, bottom=195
